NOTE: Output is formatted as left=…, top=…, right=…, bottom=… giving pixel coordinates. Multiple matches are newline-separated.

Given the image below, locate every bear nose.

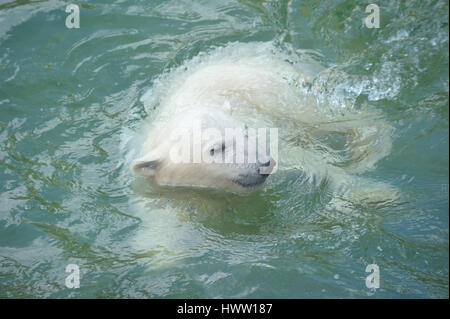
left=258, top=158, right=275, bottom=175
left=260, top=159, right=271, bottom=167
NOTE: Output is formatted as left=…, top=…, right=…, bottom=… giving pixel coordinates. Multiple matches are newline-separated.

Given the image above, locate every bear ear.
left=130, top=153, right=161, bottom=177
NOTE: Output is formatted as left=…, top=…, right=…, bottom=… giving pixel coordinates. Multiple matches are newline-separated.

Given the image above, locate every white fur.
left=125, top=42, right=399, bottom=266
left=133, top=42, right=396, bottom=198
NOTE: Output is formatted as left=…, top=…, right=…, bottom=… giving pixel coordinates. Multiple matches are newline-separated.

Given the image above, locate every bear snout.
left=258, top=157, right=276, bottom=175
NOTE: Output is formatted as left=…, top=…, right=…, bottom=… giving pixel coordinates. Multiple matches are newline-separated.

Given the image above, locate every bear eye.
left=210, top=143, right=226, bottom=156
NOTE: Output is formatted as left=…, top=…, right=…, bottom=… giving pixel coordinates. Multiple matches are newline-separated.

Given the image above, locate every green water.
left=0, top=0, right=448, bottom=298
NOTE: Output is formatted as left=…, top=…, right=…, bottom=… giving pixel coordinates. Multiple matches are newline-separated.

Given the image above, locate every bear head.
left=131, top=107, right=276, bottom=193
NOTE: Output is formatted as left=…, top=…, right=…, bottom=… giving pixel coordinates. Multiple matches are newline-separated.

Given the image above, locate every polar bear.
left=130, top=42, right=397, bottom=202
left=125, top=42, right=400, bottom=269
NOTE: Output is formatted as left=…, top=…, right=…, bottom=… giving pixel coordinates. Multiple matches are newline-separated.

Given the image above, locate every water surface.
left=0, top=0, right=448, bottom=298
